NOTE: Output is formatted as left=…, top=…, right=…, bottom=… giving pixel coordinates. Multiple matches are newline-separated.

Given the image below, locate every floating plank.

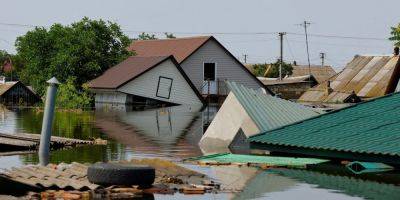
left=0, top=132, right=94, bottom=152
left=184, top=153, right=328, bottom=168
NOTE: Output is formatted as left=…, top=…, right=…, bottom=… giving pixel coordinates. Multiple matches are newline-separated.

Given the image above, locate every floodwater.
left=0, top=105, right=400, bottom=200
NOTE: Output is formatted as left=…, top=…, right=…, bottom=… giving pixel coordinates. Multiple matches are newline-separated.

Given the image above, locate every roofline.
left=1, top=81, right=41, bottom=100
left=179, top=36, right=275, bottom=95
left=249, top=90, right=400, bottom=140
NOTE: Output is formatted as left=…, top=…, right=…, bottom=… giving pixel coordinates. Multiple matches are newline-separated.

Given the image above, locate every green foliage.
left=164, top=32, right=176, bottom=39
left=136, top=32, right=157, bottom=40
left=390, top=23, right=400, bottom=46
left=251, top=61, right=293, bottom=78
left=56, top=77, right=92, bottom=109
left=0, top=50, right=10, bottom=66
left=15, top=17, right=132, bottom=96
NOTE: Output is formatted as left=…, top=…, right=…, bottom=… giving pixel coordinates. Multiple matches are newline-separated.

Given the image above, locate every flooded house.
left=291, top=65, right=336, bottom=84
left=88, top=55, right=205, bottom=107
left=299, top=51, right=400, bottom=107
left=199, top=82, right=320, bottom=152
left=128, top=36, right=271, bottom=100
left=0, top=76, right=41, bottom=106
left=258, top=75, right=318, bottom=100
left=249, top=91, right=400, bottom=165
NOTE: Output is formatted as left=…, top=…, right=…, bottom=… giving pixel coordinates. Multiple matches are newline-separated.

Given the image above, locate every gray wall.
left=181, top=39, right=263, bottom=94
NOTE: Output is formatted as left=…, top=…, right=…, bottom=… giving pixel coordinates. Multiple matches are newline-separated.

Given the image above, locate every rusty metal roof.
left=291, top=65, right=337, bottom=83
left=87, top=56, right=171, bottom=89
left=0, top=163, right=99, bottom=191
left=299, top=55, right=400, bottom=103
left=128, top=36, right=211, bottom=63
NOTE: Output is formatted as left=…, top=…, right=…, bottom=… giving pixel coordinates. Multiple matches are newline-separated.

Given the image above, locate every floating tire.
left=87, top=163, right=155, bottom=186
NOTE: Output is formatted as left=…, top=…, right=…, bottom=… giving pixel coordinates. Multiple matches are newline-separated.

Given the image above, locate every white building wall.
left=181, top=39, right=263, bottom=93
left=118, top=59, right=203, bottom=105
left=199, top=92, right=260, bottom=150
left=94, top=90, right=127, bottom=104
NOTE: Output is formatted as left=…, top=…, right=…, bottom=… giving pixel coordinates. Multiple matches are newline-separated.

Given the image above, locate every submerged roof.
left=291, top=65, right=336, bottom=83
left=299, top=55, right=400, bottom=103
left=88, top=56, right=172, bottom=89
left=128, top=36, right=211, bottom=63
left=227, top=82, right=319, bottom=132
left=249, top=91, right=400, bottom=158
left=258, top=75, right=317, bottom=86
left=0, top=81, right=17, bottom=96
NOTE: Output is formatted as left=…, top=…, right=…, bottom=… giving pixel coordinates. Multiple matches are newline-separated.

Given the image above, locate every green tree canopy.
left=136, top=32, right=157, bottom=40
left=15, top=17, right=132, bottom=96
left=252, top=60, right=293, bottom=78
left=390, top=23, right=400, bottom=46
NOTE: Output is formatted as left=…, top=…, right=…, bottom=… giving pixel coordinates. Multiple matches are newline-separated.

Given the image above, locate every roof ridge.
left=133, top=36, right=212, bottom=42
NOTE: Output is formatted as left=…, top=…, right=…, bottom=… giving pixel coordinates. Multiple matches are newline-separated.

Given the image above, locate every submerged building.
left=128, top=36, right=270, bottom=97
left=0, top=77, right=41, bottom=106
left=299, top=53, right=400, bottom=106
left=88, top=56, right=205, bottom=106
left=199, top=82, right=319, bottom=151
left=249, top=91, right=400, bottom=165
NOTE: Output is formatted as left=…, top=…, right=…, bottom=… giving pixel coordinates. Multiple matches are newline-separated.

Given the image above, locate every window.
left=204, top=63, right=216, bottom=81
left=156, top=76, right=173, bottom=99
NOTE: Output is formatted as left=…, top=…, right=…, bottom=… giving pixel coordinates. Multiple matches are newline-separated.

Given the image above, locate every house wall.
left=0, top=82, right=40, bottom=106
left=94, top=90, right=127, bottom=104
left=118, top=59, right=203, bottom=105
left=181, top=39, right=263, bottom=94
left=199, top=92, right=260, bottom=151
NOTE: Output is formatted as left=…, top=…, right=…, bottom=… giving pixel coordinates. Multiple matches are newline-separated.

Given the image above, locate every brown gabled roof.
left=88, top=56, right=170, bottom=89
left=128, top=36, right=211, bottom=63
left=291, top=65, right=336, bottom=83
left=258, top=75, right=317, bottom=86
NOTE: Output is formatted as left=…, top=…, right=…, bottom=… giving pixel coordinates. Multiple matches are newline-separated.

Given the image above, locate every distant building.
left=291, top=65, right=336, bottom=84
left=0, top=76, right=41, bottom=106
left=299, top=54, right=400, bottom=106
left=88, top=56, right=205, bottom=107
left=258, top=75, right=318, bottom=100
left=128, top=36, right=271, bottom=97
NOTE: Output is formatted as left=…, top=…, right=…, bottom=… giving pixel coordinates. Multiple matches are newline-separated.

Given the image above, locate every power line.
left=284, top=37, right=296, bottom=62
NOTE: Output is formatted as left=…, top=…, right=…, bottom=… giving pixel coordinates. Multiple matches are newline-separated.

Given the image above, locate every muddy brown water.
left=0, top=105, right=400, bottom=200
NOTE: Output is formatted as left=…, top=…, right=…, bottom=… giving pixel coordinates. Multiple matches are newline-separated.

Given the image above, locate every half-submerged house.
left=88, top=56, right=204, bottom=106
left=0, top=76, right=41, bottom=106
left=128, top=36, right=270, bottom=98
left=249, top=91, right=400, bottom=165
left=199, top=82, right=319, bottom=151
left=299, top=53, right=400, bottom=106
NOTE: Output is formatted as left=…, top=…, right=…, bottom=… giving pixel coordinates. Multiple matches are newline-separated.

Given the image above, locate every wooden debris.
left=181, top=186, right=206, bottom=194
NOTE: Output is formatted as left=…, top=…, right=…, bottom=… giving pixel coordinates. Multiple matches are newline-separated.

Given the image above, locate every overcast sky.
left=0, top=0, right=398, bottom=70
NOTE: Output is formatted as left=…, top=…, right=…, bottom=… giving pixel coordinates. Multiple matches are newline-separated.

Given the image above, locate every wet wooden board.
left=0, top=132, right=94, bottom=151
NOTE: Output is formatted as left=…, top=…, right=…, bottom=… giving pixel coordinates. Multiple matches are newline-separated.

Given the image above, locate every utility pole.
left=299, top=21, right=312, bottom=84
left=320, top=52, right=325, bottom=67
left=243, top=54, right=248, bottom=63
left=278, top=32, right=286, bottom=80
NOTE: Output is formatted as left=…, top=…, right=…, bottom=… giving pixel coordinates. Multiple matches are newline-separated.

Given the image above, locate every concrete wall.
left=118, top=59, right=203, bottom=105
left=199, top=92, right=260, bottom=150
left=267, top=82, right=315, bottom=100
left=181, top=39, right=263, bottom=94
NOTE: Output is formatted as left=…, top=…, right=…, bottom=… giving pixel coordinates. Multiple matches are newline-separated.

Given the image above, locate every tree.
left=15, top=17, right=132, bottom=96
left=389, top=23, right=400, bottom=46
left=56, top=77, right=92, bottom=109
left=136, top=32, right=157, bottom=40
left=252, top=60, right=293, bottom=78
left=164, top=32, right=176, bottom=39
left=0, top=50, right=10, bottom=66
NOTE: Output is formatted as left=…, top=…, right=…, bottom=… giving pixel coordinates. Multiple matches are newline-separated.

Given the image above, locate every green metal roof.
left=271, top=169, right=400, bottom=200
left=249, top=92, right=400, bottom=157
left=227, top=81, right=320, bottom=132
left=184, top=153, right=328, bottom=167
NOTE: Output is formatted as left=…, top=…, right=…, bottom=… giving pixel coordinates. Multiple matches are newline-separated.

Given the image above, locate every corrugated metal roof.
left=227, top=82, right=319, bottom=132
left=249, top=91, right=400, bottom=157
left=299, top=55, right=400, bottom=103
left=291, top=65, right=336, bottom=83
